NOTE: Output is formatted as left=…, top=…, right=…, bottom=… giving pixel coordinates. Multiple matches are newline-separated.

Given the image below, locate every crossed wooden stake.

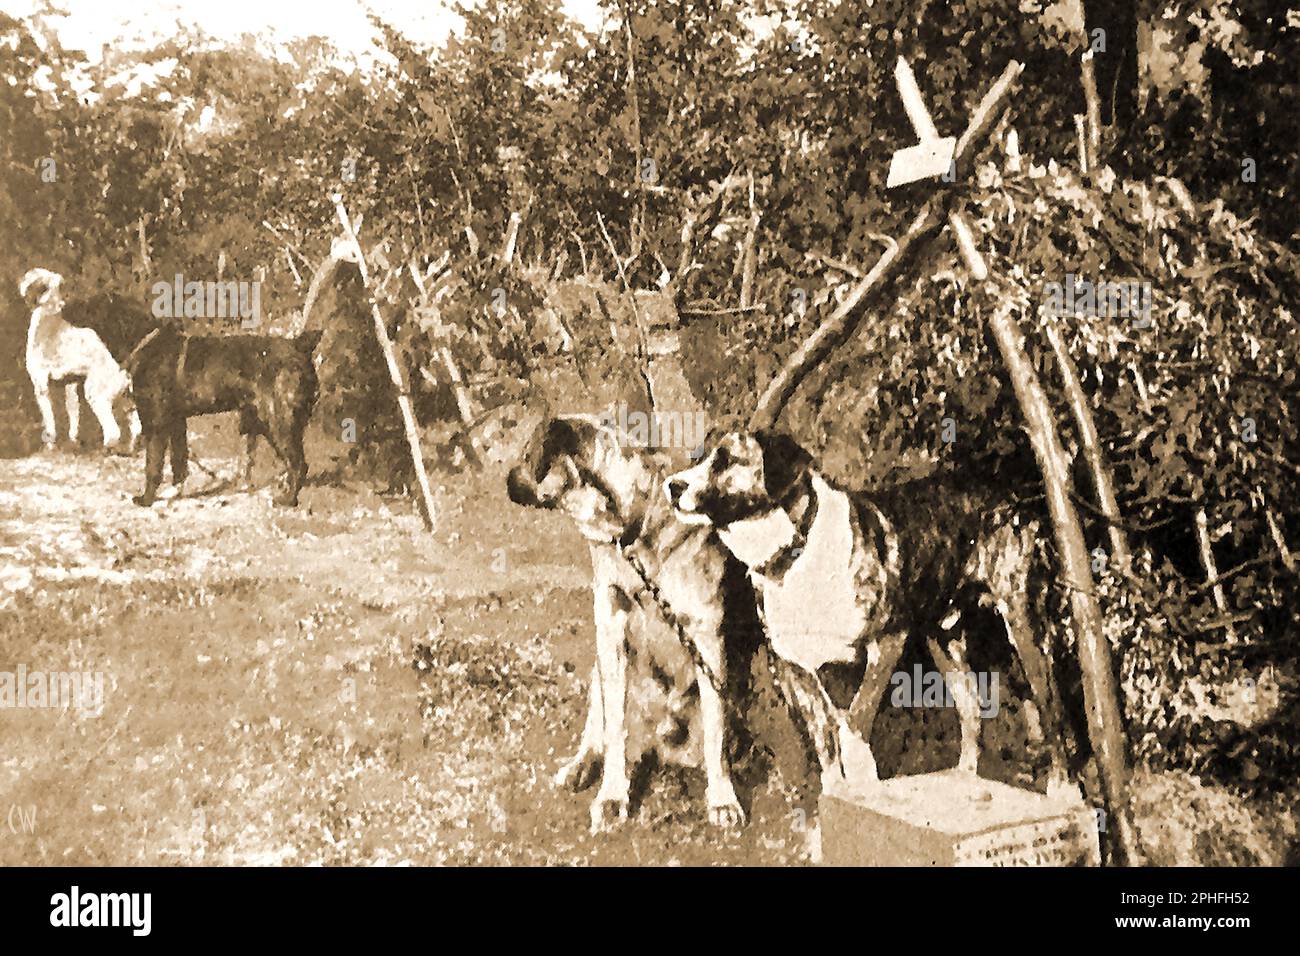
left=333, top=194, right=439, bottom=532
left=751, top=58, right=1144, bottom=866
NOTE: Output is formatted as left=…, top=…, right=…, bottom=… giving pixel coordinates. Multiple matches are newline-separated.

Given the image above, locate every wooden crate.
left=819, top=769, right=1100, bottom=867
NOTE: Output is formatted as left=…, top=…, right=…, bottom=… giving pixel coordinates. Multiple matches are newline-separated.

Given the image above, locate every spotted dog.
left=19, top=268, right=141, bottom=452
left=506, top=414, right=762, bottom=830
left=666, top=429, right=1072, bottom=795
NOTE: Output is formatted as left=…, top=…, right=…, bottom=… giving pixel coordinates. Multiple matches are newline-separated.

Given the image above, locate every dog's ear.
left=754, top=430, right=813, bottom=505
left=19, top=272, right=51, bottom=309
left=539, top=417, right=586, bottom=470
left=519, top=415, right=591, bottom=486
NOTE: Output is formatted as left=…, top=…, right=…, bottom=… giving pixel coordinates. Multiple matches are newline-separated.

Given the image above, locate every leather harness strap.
left=175, top=335, right=190, bottom=385
left=122, top=327, right=161, bottom=375
left=123, top=327, right=191, bottom=389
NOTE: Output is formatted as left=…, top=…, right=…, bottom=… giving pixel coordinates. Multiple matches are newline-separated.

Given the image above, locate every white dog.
left=19, top=268, right=140, bottom=451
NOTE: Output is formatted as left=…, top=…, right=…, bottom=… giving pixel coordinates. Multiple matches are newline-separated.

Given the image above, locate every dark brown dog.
left=129, top=326, right=323, bottom=507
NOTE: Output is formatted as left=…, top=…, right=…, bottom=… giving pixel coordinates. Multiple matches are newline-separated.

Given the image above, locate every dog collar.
left=718, top=508, right=805, bottom=579
left=752, top=531, right=808, bottom=579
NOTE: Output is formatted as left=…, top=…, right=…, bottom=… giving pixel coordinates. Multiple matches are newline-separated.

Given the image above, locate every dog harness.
left=122, top=328, right=161, bottom=375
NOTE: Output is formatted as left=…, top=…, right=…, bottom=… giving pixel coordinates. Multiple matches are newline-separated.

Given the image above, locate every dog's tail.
left=295, top=329, right=325, bottom=355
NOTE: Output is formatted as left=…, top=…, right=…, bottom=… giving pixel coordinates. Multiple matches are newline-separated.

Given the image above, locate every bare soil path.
left=0, top=429, right=809, bottom=865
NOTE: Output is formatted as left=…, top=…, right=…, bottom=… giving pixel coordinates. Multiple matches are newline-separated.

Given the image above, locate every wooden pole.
left=137, top=216, right=151, bottom=273
left=737, top=172, right=760, bottom=308
left=750, top=59, right=1024, bottom=430
left=501, top=211, right=521, bottom=266
left=1195, top=508, right=1237, bottom=642
left=1071, top=0, right=1102, bottom=168
left=1043, top=319, right=1132, bottom=568
left=1263, top=498, right=1296, bottom=573
left=619, top=0, right=646, bottom=261
left=284, top=247, right=303, bottom=287
left=987, top=295, right=1143, bottom=866
left=333, top=195, right=438, bottom=531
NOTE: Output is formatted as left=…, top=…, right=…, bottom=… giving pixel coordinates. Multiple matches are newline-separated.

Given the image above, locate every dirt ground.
left=0, top=418, right=821, bottom=865
left=1, top=417, right=1292, bottom=866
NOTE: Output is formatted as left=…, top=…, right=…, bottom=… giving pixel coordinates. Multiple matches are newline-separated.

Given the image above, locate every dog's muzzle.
left=664, top=475, right=712, bottom=526
left=666, top=478, right=687, bottom=509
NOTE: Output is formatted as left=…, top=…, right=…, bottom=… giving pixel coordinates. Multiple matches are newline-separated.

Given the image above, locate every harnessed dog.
left=18, top=268, right=141, bottom=452
left=666, top=429, right=1073, bottom=796
left=127, top=325, right=324, bottom=507
left=506, top=414, right=764, bottom=831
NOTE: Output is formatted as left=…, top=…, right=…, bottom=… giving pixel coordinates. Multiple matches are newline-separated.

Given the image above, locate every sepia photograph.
left=0, top=0, right=1294, bottom=927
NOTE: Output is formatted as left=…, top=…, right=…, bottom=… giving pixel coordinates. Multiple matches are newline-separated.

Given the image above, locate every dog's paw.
left=705, top=780, right=746, bottom=828
left=837, top=725, right=880, bottom=785
left=707, top=798, right=746, bottom=829
left=589, top=794, right=630, bottom=832
left=554, top=753, right=602, bottom=793
left=131, top=493, right=156, bottom=507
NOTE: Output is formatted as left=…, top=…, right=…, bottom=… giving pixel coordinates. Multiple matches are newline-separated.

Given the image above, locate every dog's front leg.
left=168, top=417, right=189, bottom=492
left=997, top=590, right=1075, bottom=797
left=554, top=663, right=604, bottom=793
left=84, top=374, right=123, bottom=450
left=125, top=404, right=142, bottom=452
left=590, top=582, right=632, bottom=831
left=239, top=409, right=258, bottom=488
left=840, top=630, right=909, bottom=786
left=31, top=376, right=57, bottom=448
left=692, top=628, right=745, bottom=827
left=928, top=636, right=981, bottom=775
left=133, top=428, right=167, bottom=506
left=64, top=383, right=81, bottom=447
